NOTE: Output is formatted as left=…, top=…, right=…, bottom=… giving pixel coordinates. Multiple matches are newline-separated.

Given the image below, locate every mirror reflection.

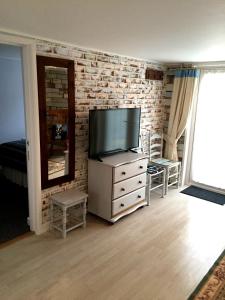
left=45, top=66, right=69, bottom=180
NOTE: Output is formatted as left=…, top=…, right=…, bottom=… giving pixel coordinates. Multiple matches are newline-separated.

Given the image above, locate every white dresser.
left=88, top=152, right=148, bottom=222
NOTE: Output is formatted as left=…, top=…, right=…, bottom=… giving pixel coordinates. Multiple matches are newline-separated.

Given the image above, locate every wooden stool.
left=50, top=189, right=88, bottom=238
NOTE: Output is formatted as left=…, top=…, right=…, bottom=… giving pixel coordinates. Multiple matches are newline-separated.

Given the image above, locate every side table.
left=50, top=189, right=88, bottom=238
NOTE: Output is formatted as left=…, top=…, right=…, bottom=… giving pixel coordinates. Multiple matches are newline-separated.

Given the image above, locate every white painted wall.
left=0, top=45, right=26, bottom=143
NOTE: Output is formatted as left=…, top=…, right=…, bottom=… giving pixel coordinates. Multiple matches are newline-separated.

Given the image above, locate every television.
left=89, top=108, right=141, bottom=159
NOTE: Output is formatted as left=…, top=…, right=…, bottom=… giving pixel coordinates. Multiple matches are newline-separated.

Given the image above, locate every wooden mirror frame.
left=37, top=56, right=75, bottom=189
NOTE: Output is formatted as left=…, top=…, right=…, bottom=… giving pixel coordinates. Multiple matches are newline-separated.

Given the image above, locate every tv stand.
left=88, top=152, right=148, bottom=222
left=97, top=149, right=129, bottom=162
left=129, top=148, right=138, bottom=153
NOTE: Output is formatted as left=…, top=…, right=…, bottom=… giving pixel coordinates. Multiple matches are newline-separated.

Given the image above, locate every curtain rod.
left=167, top=62, right=225, bottom=69
left=193, top=63, right=225, bottom=69
left=187, top=61, right=225, bottom=68
left=166, top=64, right=195, bottom=71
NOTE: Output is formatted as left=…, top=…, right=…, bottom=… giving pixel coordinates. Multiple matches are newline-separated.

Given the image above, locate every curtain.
left=164, top=69, right=200, bottom=161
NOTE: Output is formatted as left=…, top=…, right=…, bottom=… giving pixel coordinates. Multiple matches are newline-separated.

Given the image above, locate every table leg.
left=177, top=163, right=181, bottom=188
left=162, top=170, right=165, bottom=198
left=50, top=200, right=53, bottom=231
left=165, top=167, right=169, bottom=195
left=62, top=206, right=67, bottom=238
left=148, top=173, right=151, bottom=205
left=83, top=199, right=87, bottom=228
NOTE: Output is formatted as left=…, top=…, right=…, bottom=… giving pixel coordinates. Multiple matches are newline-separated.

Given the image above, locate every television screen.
left=89, top=108, right=141, bottom=158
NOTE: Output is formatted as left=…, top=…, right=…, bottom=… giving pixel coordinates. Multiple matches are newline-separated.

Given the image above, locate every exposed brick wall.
left=36, top=41, right=165, bottom=224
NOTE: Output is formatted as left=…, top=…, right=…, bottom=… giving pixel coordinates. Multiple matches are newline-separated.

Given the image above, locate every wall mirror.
left=37, top=56, right=75, bottom=189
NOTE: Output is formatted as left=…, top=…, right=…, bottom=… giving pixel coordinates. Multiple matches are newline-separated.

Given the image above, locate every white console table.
left=88, top=152, right=148, bottom=222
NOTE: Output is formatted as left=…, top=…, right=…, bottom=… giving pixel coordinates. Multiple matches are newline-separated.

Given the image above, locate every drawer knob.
left=139, top=165, right=143, bottom=169
left=137, top=195, right=142, bottom=199
left=122, top=171, right=126, bottom=175
left=121, top=188, right=125, bottom=191
left=139, top=180, right=142, bottom=184
left=120, top=203, right=125, bottom=207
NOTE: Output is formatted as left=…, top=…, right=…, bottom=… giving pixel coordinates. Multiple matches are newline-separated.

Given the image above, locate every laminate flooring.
left=1, top=188, right=225, bottom=300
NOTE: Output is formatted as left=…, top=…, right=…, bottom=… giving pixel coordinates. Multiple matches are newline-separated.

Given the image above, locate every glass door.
left=190, top=70, right=225, bottom=192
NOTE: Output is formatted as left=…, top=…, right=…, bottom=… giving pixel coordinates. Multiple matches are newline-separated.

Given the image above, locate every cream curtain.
left=164, top=69, right=200, bottom=161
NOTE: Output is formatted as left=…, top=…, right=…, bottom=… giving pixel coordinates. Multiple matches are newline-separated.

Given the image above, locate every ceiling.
left=0, top=0, right=225, bottom=63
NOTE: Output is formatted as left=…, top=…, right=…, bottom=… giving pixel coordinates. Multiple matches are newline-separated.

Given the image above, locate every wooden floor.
left=1, top=188, right=225, bottom=300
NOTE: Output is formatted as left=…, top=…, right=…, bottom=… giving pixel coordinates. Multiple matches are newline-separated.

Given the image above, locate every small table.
left=150, top=159, right=181, bottom=194
left=50, top=189, right=88, bottom=238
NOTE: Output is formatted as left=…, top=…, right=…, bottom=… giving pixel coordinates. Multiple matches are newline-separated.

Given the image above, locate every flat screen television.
left=89, top=108, right=141, bottom=159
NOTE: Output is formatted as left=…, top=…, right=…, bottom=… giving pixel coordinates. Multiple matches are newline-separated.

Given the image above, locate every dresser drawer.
left=112, top=187, right=146, bottom=216
left=113, top=173, right=146, bottom=199
left=113, top=158, right=148, bottom=183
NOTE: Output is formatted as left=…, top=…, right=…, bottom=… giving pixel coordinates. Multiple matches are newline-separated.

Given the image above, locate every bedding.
left=0, top=139, right=27, bottom=172
left=0, top=139, right=27, bottom=187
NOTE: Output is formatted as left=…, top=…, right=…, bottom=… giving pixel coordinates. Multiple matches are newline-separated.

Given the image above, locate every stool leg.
left=62, top=207, right=67, bottom=238
left=148, top=174, right=152, bottom=205
left=50, top=200, right=53, bottom=231
left=161, top=171, right=165, bottom=198
left=83, top=200, right=87, bottom=228
left=165, top=167, right=169, bottom=195
left=177, top=163, right=181, bottom=188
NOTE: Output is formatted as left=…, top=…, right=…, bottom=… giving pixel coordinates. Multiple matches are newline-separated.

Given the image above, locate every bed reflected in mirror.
left=37, top=56, right=75, bottom=189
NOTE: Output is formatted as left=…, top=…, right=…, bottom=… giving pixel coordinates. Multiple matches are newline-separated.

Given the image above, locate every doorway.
left=0, top=31, right=44, bottom=237
left=0, top=44, right=30, bottom=242
left=190, top=69, right=225, bottom=193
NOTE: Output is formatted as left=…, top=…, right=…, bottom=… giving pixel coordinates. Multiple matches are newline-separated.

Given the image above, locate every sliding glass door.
left=190, top=70, right=225, bottom=192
